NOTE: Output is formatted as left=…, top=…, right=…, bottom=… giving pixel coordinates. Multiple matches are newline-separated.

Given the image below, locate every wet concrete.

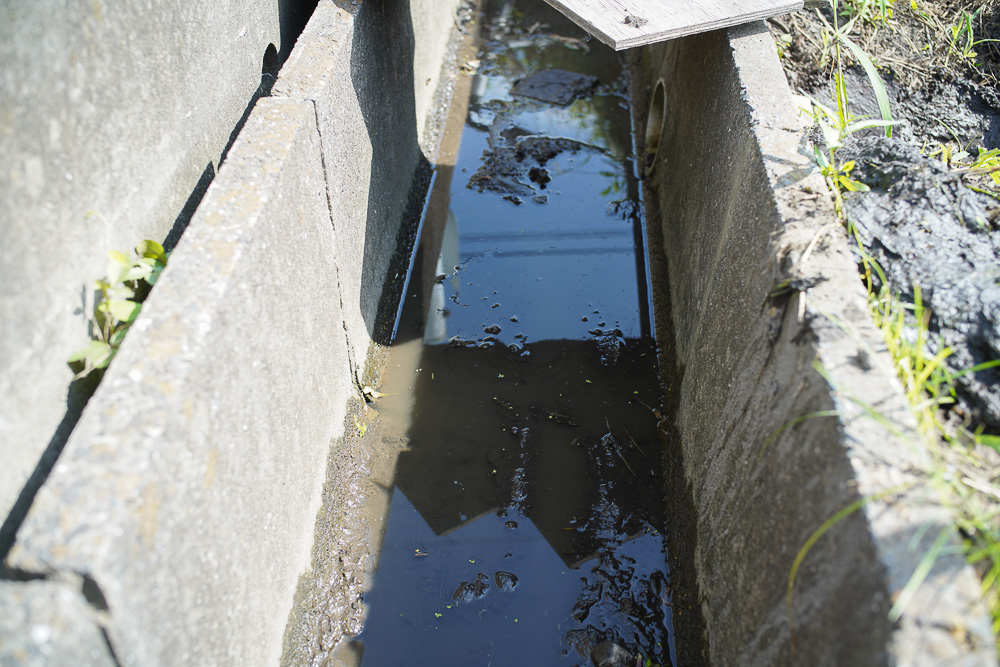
left=350, top=1, right=676, bottom=664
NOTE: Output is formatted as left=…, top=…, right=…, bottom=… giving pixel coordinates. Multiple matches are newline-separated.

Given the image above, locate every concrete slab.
left=544, top=0, right=802, bottom=49
left=8, top=97, right=354, bottom=665
left=0, top=579, right=116, bottom=667
left=636, top=20, right=996, bottom=666
left=273, top=0, right=461, bottom=371
left=0, top=0, right=288, bottom=526
left=2, top=0, right=467, bottom=661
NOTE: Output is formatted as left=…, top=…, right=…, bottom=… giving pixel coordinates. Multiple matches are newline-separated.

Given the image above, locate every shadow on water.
left=357, top=2, right=679, bottom=664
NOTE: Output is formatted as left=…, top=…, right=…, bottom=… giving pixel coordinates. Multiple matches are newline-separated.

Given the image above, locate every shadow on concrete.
left=278, top=0, right=321, bottom=63
left=1, top=2, right=322, bottom=564
left=0, top=373, right=101, bottom=563
left=164, top=161, right=215, bottom=253
left=350, top=0, right=434, bottom=347
left=638, top=118, right=709, bottom=664
left=220, top=43, right=281, bottom=166
left=172, top=0, right=317, bottom=250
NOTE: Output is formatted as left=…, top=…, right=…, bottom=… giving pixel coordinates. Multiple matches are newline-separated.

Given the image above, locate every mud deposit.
left=772, top=3, right=1000, bottom=432
left=840, top=135, right=1000, bottom=428
left=354, top=1, right=674, bottom=665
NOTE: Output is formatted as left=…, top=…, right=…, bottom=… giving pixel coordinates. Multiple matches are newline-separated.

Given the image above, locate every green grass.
left=795, top=0, right=1000, bottom=644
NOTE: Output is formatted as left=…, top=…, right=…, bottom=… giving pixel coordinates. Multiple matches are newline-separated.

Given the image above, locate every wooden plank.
left=543, top=0, right=803, bottom=50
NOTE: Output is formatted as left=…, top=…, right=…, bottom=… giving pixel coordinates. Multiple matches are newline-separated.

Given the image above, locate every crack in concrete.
left=306, top=97, right=364, bottom=396
left=77, top=572, right=122, bottom=667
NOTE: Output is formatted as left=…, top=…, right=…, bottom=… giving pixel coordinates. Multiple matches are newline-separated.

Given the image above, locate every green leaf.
left=136, top=239, right=166, bottom=263
left=977, top=434, right=1000, bottom=453
left=889, top=527, right=955, bottom=622
left=109, top=327, right=129, bottom=347
left=67, top=340, right=114, bottom=372
left=837, top=33, right=894, bottom=137
left=820, top=121, right=843, bottom=153
left=104, top=283, right=135, bottom=301
left=813, top=144, right=830, bottom=169
left=124, top=262, right=153, bottom=283
left=146, top=262, right=165, bottom=286
left=805, top=95, right=837, bottom=123
left=67, top=339, right=109, bottom=363
left=843, top=119, right=896, bottom=135
left=105, top=251, right=131, bottom=285
left=106, top=298, right=142, bottom=323
left=834, top=70, right=848, bottom=127
left=838, top=175, right=870, bottom=192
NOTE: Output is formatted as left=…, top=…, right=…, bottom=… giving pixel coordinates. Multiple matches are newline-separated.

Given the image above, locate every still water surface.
left=357, top=3, right=675, bottom=664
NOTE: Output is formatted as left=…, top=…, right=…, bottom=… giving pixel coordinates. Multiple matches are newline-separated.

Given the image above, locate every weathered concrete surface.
left=0, top=0, right=314, bottom=533
left=0, top=579, right=116, bottom=667
left=637, top=21, right=997, bottom=666
left=8, top=97, right=350, bottom=665
left=2, top=0, right=463, bottom=662
left=272, top=0, right=458, bottom=371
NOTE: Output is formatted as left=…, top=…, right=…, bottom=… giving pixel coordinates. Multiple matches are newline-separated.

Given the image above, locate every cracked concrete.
left=1, top=0, right=463, bottom=663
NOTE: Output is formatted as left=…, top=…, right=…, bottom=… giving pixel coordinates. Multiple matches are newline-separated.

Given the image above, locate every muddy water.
left=357, top=2, right=674, bottom=665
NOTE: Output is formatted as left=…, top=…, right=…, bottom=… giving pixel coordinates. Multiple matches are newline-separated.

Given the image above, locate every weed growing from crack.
left=68, top=240, right=168, bottom=378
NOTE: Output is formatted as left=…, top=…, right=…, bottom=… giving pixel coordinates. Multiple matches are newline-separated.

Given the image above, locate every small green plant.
left=801, top=70, right=894, bottom=213
left=870, top=284, right=957, bottom=432
left=948, top=6, right=1000, bottom=64
left=795, top=2, right=1000, bottom=641
left=801, top=0, right=896, bottom=212
left=68, top=240, right=168, bottom=378
left=957, top=146, right=1000, bottom=190
left=810, top=0, right=895, bottom=127
left=840, top=0, right=894, bottom=26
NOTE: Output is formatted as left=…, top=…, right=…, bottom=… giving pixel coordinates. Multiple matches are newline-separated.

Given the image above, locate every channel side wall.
left=638, top=22, right=997, bottom=665
left=1, top=1, right=461, bottom=664
left=0, top=0, right=306, bottom=526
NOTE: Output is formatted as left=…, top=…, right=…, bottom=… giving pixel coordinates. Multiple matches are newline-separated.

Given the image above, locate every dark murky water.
left=357, top=2, right=674, bottom=664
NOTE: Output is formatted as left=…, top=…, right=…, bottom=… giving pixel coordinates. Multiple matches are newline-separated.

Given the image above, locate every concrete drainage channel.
left=1, top=2, right=996, bottom=666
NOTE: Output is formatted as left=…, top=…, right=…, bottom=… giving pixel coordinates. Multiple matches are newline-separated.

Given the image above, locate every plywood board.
left=543, top=0, right=803, bottom=49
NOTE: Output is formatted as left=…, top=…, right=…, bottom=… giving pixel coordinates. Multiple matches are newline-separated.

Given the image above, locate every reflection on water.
left=357, top=1, right=673, bottom=664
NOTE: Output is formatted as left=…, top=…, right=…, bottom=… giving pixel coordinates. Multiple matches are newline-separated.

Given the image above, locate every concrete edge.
left=1, top=1, right=462, bottom=663
left=8, top=95, right=349, bottom=665
left=727, top=21, right=996, bottom=663
left=637, top=21, right=996, bottom=665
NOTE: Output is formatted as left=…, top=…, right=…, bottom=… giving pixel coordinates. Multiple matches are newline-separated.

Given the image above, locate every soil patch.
left=771, top=0, right=1000, bottom=431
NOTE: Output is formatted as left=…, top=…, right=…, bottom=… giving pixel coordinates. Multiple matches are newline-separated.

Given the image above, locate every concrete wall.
left=1, top=0, right=462, bottom=663
left=0, top=0, right=322, bottom=538
left=637, top=23, right=996, bottom=665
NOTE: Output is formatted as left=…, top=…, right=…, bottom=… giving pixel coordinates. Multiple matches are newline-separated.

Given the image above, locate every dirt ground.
left=769, top=0, right=1000, bottom=432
